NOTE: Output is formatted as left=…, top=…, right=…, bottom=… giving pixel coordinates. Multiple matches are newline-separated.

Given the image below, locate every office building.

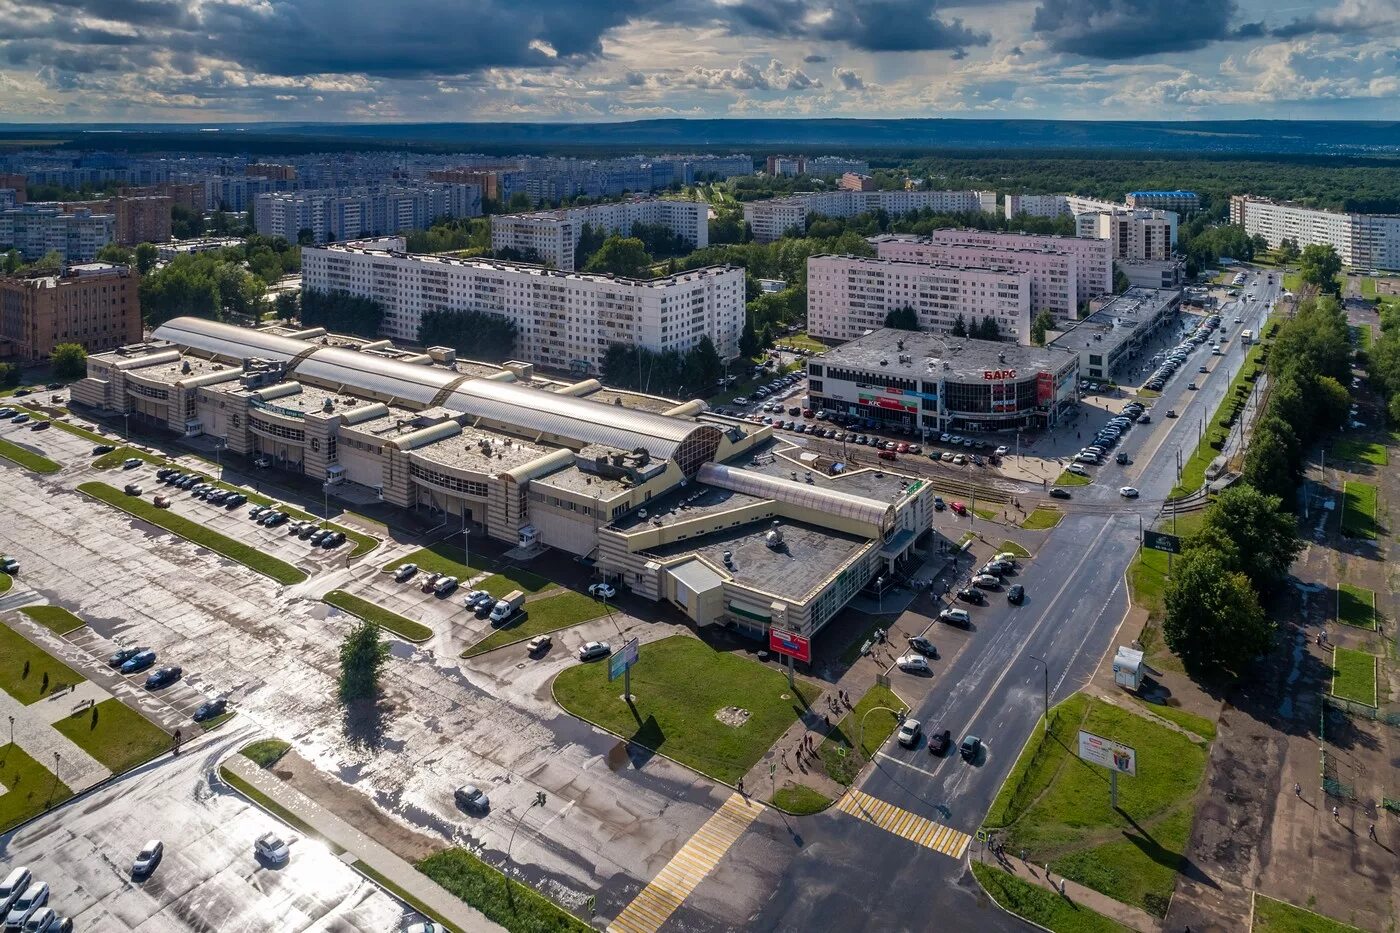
left=0, top=262, right=141, bottom=361
left=1126, top=190, right=1199, bottom=213
left=744, top=190, right=997, bottom=243
left=254, top=184, right=482, bottom=244
left=77, top=316, right=941, bottom=642
left=840, top=173, right=877, bottom=192
left=766, top=155, right=806, bottom=177
left=1229, top=195, right=1400, bottom=271
left=301, top=237, right=744, bottom=372
left=871, top=234, right=1080, bottom=321
left=806, top=327, right=1079, bottom=434
left=490, top=199, right=708, bottom=272
left=0, top=204, right=114, bottom=261
left=1076, top=209, right=1174, bottom=262
left=1119, top=258, right=1185, bottom=290
left=155, top=238, right=246, bottom=262
left=807, top=254, right=1033, bottom=344
left=1048, top=287, right=1181, bottom=381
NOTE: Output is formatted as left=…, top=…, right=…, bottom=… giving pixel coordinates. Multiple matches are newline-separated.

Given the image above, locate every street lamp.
left=1028, top=655, right=1049, bottom=732
left=857, top=705, right=906, bottom=757
left=7, top=714, right=12, bottom=746
left=507, top=791, right=548, bottom=867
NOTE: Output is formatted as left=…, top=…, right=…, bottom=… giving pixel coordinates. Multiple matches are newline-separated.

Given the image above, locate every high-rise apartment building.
left=246, top=163, right=297, bottom=181
left=920, top=228, right=1113, bottom=302
left=301, top=238, right=745, bottom=373
left=871, top=234, right=1080, bottom=320
left=0, top=205, right=114, bottom=261
left=254, top=184, right=482, bottom=244
left=743, top=190, right=997, bottom=243
left=1076, top=209, right=1173, bottom=262
left=1126, top=190, right=1199, bottom=213
left=490, top=199, right=708, bottom=272
left=110, top=195, right=172, bottom=246
left=0, top=262, right=141, bottom=361
left=1230, top=195, right=1400, bottom=271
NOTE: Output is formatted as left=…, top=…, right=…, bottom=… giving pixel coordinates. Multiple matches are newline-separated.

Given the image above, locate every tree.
left=739, top=316, right=761, bottom=358
left=0, top=362, right=21, bottom=389
left=1276, top=238, right=1300, bottom=264
left=1240, top=415, right=1300, bottom=501
left=171, top=204, right=204, bottom=240
left=134, top=242, right=158, bottom=276
left=1196, top=485, right=1303, bottom=590
left=418, top=309, right=517, bottom=362
left=1299, top=243, right=1342, bottom=296
left=507, top=192, right=533, bottom=211
left=297, top=227, right=316, bottom=246
left=582, top=236, right=653, bottom=279
left=1030, top=309, right=1056, bottom=347
left=49, top=343, right=87, bottom=379
left=1163, top=548, right=1273, bottom=677
left=1312, top=375, right=1351, bottom=432
left=1, top=250, right=21, bottom=275
left=22, top=251, right=63, bottom=277
left=1112, top=264, right=1131, bottom=293
left=681, top=335, right=724, bottom=395
left=299, top=288, right=385, bottom=338
left=272, top=291, right=299, bottom=322
left=883, top=306, right=920, bottom=331
left=96, top=243, right=135, bottom=266
left=951, top=315, right=968, bottom=338
left=976, top=317, right=1002, bottom=341
left=338, top=619, right=389, bottom=702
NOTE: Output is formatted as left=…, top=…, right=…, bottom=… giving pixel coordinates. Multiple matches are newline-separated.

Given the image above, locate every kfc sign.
left=983, top=369, right=1017, bottom=380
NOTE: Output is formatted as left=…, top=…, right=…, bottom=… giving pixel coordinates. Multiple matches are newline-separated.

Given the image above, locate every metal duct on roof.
left=696, top=462, right=895, bottom=535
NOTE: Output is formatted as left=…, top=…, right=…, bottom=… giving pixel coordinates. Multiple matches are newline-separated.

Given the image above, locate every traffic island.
left=0, top=743, right=74, bottom=834
left=552, top=634, right=819, bottom=785
left=51, top=698, right=170, bottom=773
left=971, top=862, right=1135, bottom=933
left=461, top=591, right=605, bottom=658
left=0, top=437, right=61, bottom=474
left=18, top=606, right=86, bottom=636
left=1330, top=648, right=1378, bottom=707
left=817, top=683, right=905, bottom=786
left=1021, top=507, right=1064, bottom=530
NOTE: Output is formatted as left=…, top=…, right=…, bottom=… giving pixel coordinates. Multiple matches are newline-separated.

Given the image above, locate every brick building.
left=0, top=262, right=142, bottom=362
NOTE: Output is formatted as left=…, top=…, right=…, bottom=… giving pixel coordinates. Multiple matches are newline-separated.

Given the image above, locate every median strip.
left=322, top=590, right=433, bottom=642
left=0, top=437, right=61, bottom=473
left=79, top=481, right=308, bottom=585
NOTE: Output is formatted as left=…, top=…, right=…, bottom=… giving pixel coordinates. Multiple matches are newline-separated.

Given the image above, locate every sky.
left=0, top=0, right=1397, bottom=123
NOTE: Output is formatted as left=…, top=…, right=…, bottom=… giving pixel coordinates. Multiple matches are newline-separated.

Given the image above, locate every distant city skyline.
left=0, top=0, right=1396, bottom=123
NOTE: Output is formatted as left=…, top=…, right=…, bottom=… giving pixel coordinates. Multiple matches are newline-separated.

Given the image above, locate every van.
left=489, top=590, right=526, bottom=624
left=0, top=869, right=31, bottom=918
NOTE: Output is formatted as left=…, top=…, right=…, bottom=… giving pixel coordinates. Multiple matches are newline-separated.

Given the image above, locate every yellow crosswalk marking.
left=836, top=789, right=971, bottom=860
left=608, top=792, right=763, bottom=933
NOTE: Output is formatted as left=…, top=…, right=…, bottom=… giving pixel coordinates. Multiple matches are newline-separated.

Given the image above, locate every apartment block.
left=490, top=199, right=708, bottom=272
left=1126, top=190, right=1199, bottom=213
left=743, top=190, right=997, bottom=243
left=301, top=238, right=745, bottom=373
left=0, top=175, right=26, bottom=202
left=254, top=184, right=482, bottom=244
left=807, top=157, right=870, bottom=176
left=807, top=254, right=1032, bottom=344
left=872, top=234, right=1080, bottom=320
left=0, top=262, right=141, bottom=361
left=427, top=168, right=523, bottom=203
left=120, top=182, right=205, bottom=213
left=1230, top=195, right=1400, bottom=271
left=1004, top=194, right=1070, bottom=219
left=921, top=228, right=1113, bottom=304
left=840, top=173, right=877, bottom=192
left=245, top=163, right=297, bottom=181
left=0, top=205, right=114, bottom=261
left=109, top=195, right=172, bottom=246
left=1077, top=209, right=1174, bottom=262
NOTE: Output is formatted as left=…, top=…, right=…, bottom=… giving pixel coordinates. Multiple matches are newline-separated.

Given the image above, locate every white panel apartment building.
left=743, top=190, right=997, bottom=243
left=1005, top=194, right=1072, bottom=220
left=871, top=234, right=1079, bottom=320
left=490, top=199, right=708, bottom=272
left=302, top=238, right=745, bottom=373
left=920, top=228, right=1113, bottom=305
left=1230, top=195, right=1400, bottom=271
left=807, top=255, right=1032, bottom=344
left=0, top=205, right=114, bottom=261
left=255, top=184, right=482, bottom=244
left=1076, top=209, right=1173, bottom=262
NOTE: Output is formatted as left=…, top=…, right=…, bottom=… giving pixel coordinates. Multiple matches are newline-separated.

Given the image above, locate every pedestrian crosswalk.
left=607, top=792, right=762, bottom=933
left=835, top=789, right=972, bottom=859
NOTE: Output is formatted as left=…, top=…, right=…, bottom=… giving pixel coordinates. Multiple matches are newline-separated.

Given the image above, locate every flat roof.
left=1129, top=190, right=1197, bottom=196
left=644, top=519, right=870, bottom=604
left=811, top=327, right=1077, bottom=382
left=575, top=387, right=683, bottom=414
left=125, top=355, right=235, bottom=385
left=608, top=481, right=768, bottom=531
left=731, top=439, right=923, bottom=504
left=1049, top=287, right=1181, bottom=359
left=412, top=428, right=553, bottom=474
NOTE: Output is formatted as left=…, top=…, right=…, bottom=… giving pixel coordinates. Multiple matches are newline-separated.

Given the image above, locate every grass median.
left=93, top=446, right=163, bottom=469
left=1021, top=507, right=1063, bottom=530
left=1340, top=481, right=1378, bottom=539
left=387, top=542, right=553, bottom=594
left=53, top=698, right=170, bottom=772
left=1332, top=438, right=1387, bottom=466
left=819, top=683, right=905, bottom=786
left=553, top=634, right=818, bottom=785
left=982, top=693, right=1208, bottom=918
left=1126, top=511, right=1205, bottom=620
left=0, top=743, right=74, bottom=834
left=1169, top=337, right=1268, bottom=499
left=1337, top=584, right=1377, bottom=631
left=240, top=738, right=291, bottom=768
left=771, top=783, right=833, bottom=815
left=971, top=862, right=1132, bottom=933
left=0, top=622, right=86, bottom=704
left=418, top=848, right=590, bottom=933
left=18, top=605, right=86, bottom=636
left=0, top=437, right=61, bottom=473
left=323, top=590, right=433, bottom=642
left=80, top=481, right=307, bottom=585
left=997, top=540, right=1032, bottom=559
left=462, top=591, right=607, bottom=658
left=1331, top=648, right=1377, bottom=706
left=1252, top=892, right=1363, bottom=933
left=1055, top=470, right=1092, bottom=486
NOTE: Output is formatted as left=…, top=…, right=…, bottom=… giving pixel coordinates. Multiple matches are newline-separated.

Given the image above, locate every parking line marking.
left=607, top=792, right=762, bottom=933
left=835, top=790, right=971, bottom=861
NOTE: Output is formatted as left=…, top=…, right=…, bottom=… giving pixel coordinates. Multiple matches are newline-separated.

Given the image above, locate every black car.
left=1115, top=452, right=1130, bottom=465
left=46, top=382, right=62, bottom=390
left=145, top=665, right=182, bottom=689
left=957, top=587, right=985, bottom=605
left=193, top=697, right=228, bottom=722
left=908, top=635, right=938, bottom=658
left=1049, top=488, right=1072, bottom=500
left=108, top=646, right=144, bottom=668
left=928, top=729, right=952, bottom=756
left=31, top=420, right=49, bottom=431
left=1007, top=584, right=1025, bottom=605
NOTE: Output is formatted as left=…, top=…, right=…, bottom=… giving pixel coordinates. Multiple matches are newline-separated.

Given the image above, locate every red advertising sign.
left=769, top=627, right=811, bottom=663
left=983, top=369, right=1017, bottom=380
left=1036, top=371, right=1054, bottom=404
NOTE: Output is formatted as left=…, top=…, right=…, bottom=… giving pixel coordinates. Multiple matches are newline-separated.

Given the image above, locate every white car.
left=132, top=840, right=163, bottom=878
left=994, top=445, right=1009, bottom=456
left=1119, top=486, right=1140, bottom=498
left=407, top=924, right=452, bottom=933
left=588, top=582, right=616, bottom=599
left=895, top=654, right=931, bottom=675
left=4, top=883, right=47, bottom=931
left=939, top=607, right=971, bottom=626
left=896, top=718, right=923, bottom=747
left=1067, top=464, right=1090, bottom=476
left=254, top=832, right=290, bottom=865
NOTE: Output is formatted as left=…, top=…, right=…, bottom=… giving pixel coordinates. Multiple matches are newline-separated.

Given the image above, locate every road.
left=0, top=723, right=418, bottom=931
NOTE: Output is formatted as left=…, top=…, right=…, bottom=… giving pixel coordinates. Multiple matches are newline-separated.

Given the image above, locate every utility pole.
left=507, top=791, right=547, bottom=867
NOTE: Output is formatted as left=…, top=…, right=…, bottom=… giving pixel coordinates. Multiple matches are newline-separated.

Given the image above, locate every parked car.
left=4, top=883, right=47, bottom=931
left=454, top=784, right=490, bottom=813
left=433, top=575, right=459, bottom=596
left=1007, top=584, right=1025, bottom=605
left=18, top=905, right=56, bottom=933
left=1119, top=486, right=1140, bottom=498
left=254, top=832, right=291, bottom=865
left=932, top=496, right=945, bottom=511
left=588, top=582, right=616, bottom=599
left=939, top=607, right=971, bottom=627
left=908, top=635, right=937, bottom=657
left=108, top=646, right=145, bottom=668
left=896, top=719, right=922, bottom=748
left=394, top=562, right=418, bottom=582
left=950, top=501, right=968, bottom=516
left=145, top=666, right=182, bottom=689
left=0, top=868, right=33, bottom=919
left=122, top=457, right=142, bottom=469
left=895, top=654, right=931, bottom=675
left=928, top=729, right=952, bottom=756
left=131, top=840, right=163, bottom=879
left=92, top=444, right=115, bottom=455
left=1165, top=409, right=1177, bottom=418
left=957, top=587, right=985, bottom=605
left=959, top=735, right=982, bottom=761
left=1049, top=488, right=1071, bottom=500
left=578, top=641, right=612, bottom=661
left=526, top=634, right=552, bottom=655
left=120, top=649, right=157, bottom=674
left=1116, top=452, right=1130, bottom=465
left=153, top=495, right=170, bottom=509
left=193, top=697, right=228, bottom=722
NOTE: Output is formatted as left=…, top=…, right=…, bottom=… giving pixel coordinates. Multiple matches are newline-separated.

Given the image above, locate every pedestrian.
left=737, top=778, right=745, bottom=794
left=1369, top=823, right=1377, bottom=840
left=823, top=714, right=830, bottom=729
left=1333, top=805, right=1340, bottom=821
left=1294, top=782, right=1301, bottom=797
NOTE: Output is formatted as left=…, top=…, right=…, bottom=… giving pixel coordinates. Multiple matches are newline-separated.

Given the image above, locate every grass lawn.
left=240, top=738, right=291, bottom=768
left=80, top=481, right=308, bottom=585
left=770, top=783, right=833, bottom=815
left=1135, top=388, right=1161, bottom=400
left=982, top=694, right=1208, bottom=917
left=1331, top=648, right=1377, bottom=706
left=1350, top=324, right=1373, bottom=352
left=1337, top=584, right=1377, bottom=631
left=1169, top=337, right=1268, bottom=499
left=462, top=590, right=606, bottom=658
left=971, top=863, right=1131, bottom=933
left=819, top=683, right=905, bottom=786
left=786, top=332, right=827, bottom=353
left=35, top=415, right=109, bottom=444
left=997, top=540, right=1032, bottom=559
left=1127, top=696, right=1217, bottom=742
left=52, top=698, right=169, bottom=772
left=419, top=848, right=590, bottom=933
left=0, top=622, right=86, bottom=704
left=1127, top=511, right=1205, bottom=620
left=323, top=590, right=433, bottom=642
left=387, top=542, right=554, bottom=594
left=1331, top=438, right=1387, bottom=466
left=18, top=606, right=85, bottom=636
left=92, top=446, right=163, bottom=469
left=0, top=743, right=74, bottom=833
left=1252, top=893, right=1363, bottom=933
left=0, top=437, right=61, bottom=473
left=553, top=635, right=818, bottom=785
left=973, top=505, right=1000, bottom=522
left=354, top=861, right=465, bottom=933
left=1055, top=470, right=1092, bottom=486
left=1021, top=508, right=1063, bottom=530
left=1340, top=481, right=1378, bottom=539
left=0, top=573, right=9, bottom=594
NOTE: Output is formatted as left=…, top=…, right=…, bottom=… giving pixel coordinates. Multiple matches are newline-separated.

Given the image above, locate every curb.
left=967, top=862, right=1057, bottom=933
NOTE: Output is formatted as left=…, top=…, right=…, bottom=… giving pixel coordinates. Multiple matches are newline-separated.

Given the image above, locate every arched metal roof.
left=152, top=318, right=313, bottom=364
left=697, top=462, right=895, bottom=535
left=290, top=346, right=461, bottom=407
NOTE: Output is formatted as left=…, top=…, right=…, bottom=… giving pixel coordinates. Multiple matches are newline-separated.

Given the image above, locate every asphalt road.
left=0, top=724, right=418, bottom=932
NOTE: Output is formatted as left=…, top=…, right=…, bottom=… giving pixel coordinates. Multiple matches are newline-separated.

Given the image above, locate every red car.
left=950, top=501, right=968, bottom=516
left=896, top=442, right=910, bottom=453
left=878, top=450, right=897, bottom=461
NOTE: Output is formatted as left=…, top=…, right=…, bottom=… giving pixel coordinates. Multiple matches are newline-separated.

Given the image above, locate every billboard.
left=769, top=627, right=812, bottom=663
left=608, top=637, right=639, bottom=682
left=1142, top=530, right=1181, bottom=554
left=1077, top=730, right=1137, bottom=776
left=1036, top=371, right=1055, bottom=404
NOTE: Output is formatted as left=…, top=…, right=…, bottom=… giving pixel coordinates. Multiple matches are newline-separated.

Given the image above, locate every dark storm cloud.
left=705, top=0, right=989, bottom=52
left=804, top=53, right=829, bottom=63
left=1031, top=0, right=1259, bottom=58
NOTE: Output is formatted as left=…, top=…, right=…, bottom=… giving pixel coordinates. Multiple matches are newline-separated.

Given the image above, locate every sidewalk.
left=977, top=847, right=1162, bottom=933
left=223, top=755, right=504, bottom=933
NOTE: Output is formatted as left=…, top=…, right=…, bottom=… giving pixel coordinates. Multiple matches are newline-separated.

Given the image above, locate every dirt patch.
left=715, top=706, right=751, bottom=728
